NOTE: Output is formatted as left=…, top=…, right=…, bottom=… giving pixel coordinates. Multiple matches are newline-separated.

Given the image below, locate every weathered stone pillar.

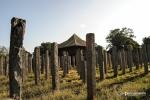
left=107, top=53, right=112, bottom=69
left=68, top=56, right=71, bottom=70
left=138, top=47, right=143, bottom=67
left=21, top=50, right=27, bottom=82
left=103, top=50, right=107, bottom=73
left=86, top=33, right=96, bottom=100
left=51, top=42, right=60, bottom=91
left=127, top=45, right=133, bottom=72
left=0, top=55, right=4, bottom=75
left=97, top=46, right=105, bottom=80
left=60, top=56, right=63, bottom=68
left=25, top=52, right=29, bottom=73
left=82, top=60, right=87, bottom=83
left=72, top=56, right=76, bottom=67
left=9, top=17, right=26, bottom=99
left=45, top=50, right=50, bottom=80
left=34, top=47, right=41, bottom=85
left=32, top=57, right=35, bottom=74
left=63, top=51, right=68, bottom=77
left=112, top=46, right=118, bottom=77
left=41, top=54, right=45, bottom=74
left=76, top=49, right=81, bottom=76
left=142, top=44, right=148, bottom=74
left=4, top=55, right=9, bottom=76
left=121, top=49, right=126, bottom=74
left=147, top=44, right=150, bottom=63
left=28, top=54, right=32, bottom=73
left=133, top=49, right=140, bottom=69
left=118, top=50, right=123, bottom=70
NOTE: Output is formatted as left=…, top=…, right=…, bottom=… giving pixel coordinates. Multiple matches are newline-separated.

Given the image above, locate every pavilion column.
left=9, top=17, right=26, bottom=99
left=72, top=56, right=76, bottom=67
left=60, top=56, right=63, bottom=68
left=86, top=33, right=96, bottom=100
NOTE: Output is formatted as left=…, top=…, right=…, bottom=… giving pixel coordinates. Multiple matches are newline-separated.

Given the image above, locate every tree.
left=143, top=36, right=150, bottom=44
left=0, top=46, right=8, bottom=56
left=40, top=42, right=51, bottom=55
left=106, top=27, right=139, bottom=50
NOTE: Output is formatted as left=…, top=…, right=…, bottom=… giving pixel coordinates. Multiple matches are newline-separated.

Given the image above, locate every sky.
left=0, top=0, right=150, bottom=52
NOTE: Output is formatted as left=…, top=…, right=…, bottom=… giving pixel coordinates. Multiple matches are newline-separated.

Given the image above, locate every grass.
left=0, top=66, right=150, bottom=100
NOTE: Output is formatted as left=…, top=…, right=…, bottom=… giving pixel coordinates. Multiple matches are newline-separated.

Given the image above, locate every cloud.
left=80, top=24, right=87, bottom=28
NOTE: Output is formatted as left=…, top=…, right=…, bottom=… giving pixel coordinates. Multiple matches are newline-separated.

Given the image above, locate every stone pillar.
left=41, top=54, right=45, bottom=74
left=86, top=33, right=96, bottom=100
left=63, top=51, right=68, bottom=77
left=76, top=49, right=81, bottom=76
left=121, top=49, right=126, bottom=74
left=97, top=46, right=105, bottom=80
left=112, top=46, right=118, bottom=77
left=142, top=44, right=148, bottom=74
left=82, top=60, right=87, bottom=83
left=147, top=44, right=150, bottom=63
left=25, top=52, right=29, bottom=73
left=0, top=55, right=4, bottom=75
left=103, top=50, right=107, bottom=73
left=118, top=50, right=123, bottom=70
left=32, top=56, right=35, bottom=74
left=34, top=47, right=41, bottom=85
left=51, top=42, right=60, bottom=91
left=28, top=54, right=32, bottom=73
left=127, top=45, right=133, bottom=72
left=4, top=55, right=8, bottom=76
left=21, top=50, right=27, bottom=82
left=60, top=56, right=63, bottom=68
left=107, top=53, right=112, bottom=69
left=72, top=56, right=76, bottom=67
left=138, top=47, right=143, bottom=67
left=9, top=17, right=26, bottom=99
left=68, top=56, right=71, bottom=70
left=80, top=50, right=87, bottom=82
left=133, top=49, right=140, bottom=69
left=45, top=50, right=50, bottom=80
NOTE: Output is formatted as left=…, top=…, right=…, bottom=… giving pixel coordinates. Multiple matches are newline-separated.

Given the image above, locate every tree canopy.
left=143, top=36, right=150, bottom=44
left=106, top=27, right=139, bottom=50
left=0, top=46, right=8, bottom=56
left=40, top=42, right=51, bottom=55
